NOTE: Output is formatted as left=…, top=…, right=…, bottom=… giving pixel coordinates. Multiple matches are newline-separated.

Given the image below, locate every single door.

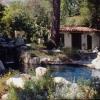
left=72, top=33, right=81, bottom=49
left=87, top=35, right=92, bottom=50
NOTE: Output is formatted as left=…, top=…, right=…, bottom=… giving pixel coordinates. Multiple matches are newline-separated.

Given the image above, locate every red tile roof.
left=60, top=26, right=100, bottom=33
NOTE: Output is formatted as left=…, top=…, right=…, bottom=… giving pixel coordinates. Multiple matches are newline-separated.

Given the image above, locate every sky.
left=1, top=0, right=11, bottom=4
left=1, top=0, right=25, bottom=5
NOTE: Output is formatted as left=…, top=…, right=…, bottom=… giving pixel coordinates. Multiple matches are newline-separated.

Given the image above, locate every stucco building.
left=60, top=26, right=100, bottom=51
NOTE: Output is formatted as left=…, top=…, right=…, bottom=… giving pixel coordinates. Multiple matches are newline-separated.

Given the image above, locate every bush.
left=46, top=39, right=56, bottom=50
left=7, top=70, right=99, bottom=100
left=63, top=47, right=81, bottom=60
left=7, top=72, right=55, bottom=100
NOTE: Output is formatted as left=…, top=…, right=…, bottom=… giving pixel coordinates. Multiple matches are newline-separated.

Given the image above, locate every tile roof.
left=60, top=26, right=100, bottom=33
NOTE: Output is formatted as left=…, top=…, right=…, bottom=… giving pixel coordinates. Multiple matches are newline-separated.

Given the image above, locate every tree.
left=61, top=0, right=83, bottom=24
left=26, top=0, right=51, bottom=43
left=51, top=0, right=61, bottom=48
left=2, top=0, right=51, bottom=43
left=0, top=4, right=5, bottom=34
left=60, top=0, right=93, bottom=27
left=2, top=1, right=24, bottom=33
left=88, top=0, right=100, bottom=29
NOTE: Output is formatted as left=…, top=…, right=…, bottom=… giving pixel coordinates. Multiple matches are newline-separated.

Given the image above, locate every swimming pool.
left=50, top=64, right=100, bottom=82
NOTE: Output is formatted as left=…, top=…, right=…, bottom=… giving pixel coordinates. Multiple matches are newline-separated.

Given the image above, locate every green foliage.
left=61, top=0, right=93, bottom=26
left=2, top=0, right=50, bottom=43
left=2, top=1, right=34, bottom=40
left=0, top=4, right=5, bottom=34
left=22, top=0, right=51, bottom=43
left=65, top=16, right=90, bottom=26
left=7, top=86, right=19, bottom=100
left=7, top=71, right=98, bottom=100
left=7, top=71, right=55, bottom=100
left=80, top=0, right=90, bottom=16
left=2, top=1, right=24, bottom=25
left=52, top=78, right=96, bottom=99
left=77, top=78, right=91, bottom=86
left=61, top=0, right=81, bottom=24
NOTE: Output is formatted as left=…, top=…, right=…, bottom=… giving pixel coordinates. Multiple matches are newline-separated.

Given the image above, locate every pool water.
left=50, top=65, right=100, bottom=82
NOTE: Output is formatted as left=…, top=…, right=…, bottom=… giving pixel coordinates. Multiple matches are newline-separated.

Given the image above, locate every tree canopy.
left=60, top=0, right=100, bottom=29
left=1, top=0, right=51, bottom=43
left=0, top=0, right=100, bottom=46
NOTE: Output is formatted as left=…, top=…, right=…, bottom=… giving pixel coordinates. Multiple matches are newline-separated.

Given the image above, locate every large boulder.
left=6, top=77, right=25, bottom=89
left=91, top=70, right=100, bottom=78
left=54, top=77, right=71, bottom=85
left=91, top=52, right=100, bottom=69
left=35, top=67, right=48, bottom=79
left=1, top=93, right=8, bottom=100
left=20, top=51, right=31, bottom=64
left=0, top=60, right=5, bottom=73
left=20, top=74, right=32, bottom=80
left=6, top=74, right=35, bottom=89
left=53, top=77, right=94, bottom=99
left=53, top=77, right=80, bottom=99
left=68, top=83, right=79, bottom=99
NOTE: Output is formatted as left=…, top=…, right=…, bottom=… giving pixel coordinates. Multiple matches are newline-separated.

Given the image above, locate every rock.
left=54, top=77, right=71, bottom=85
left=91, top=52, right=100, bottom=69
left=29, top=57, right=40, bottom=64
left=92, top=59, right=100, bottom=69
left=92, top=70, right=100, bottom=78
left=15, top=37, right=25, bottom=46
left=35, top=67, right=47, bottom=79
left=26, top=44, right=31, bottom=47
left=69, top=83, right=79, bottom=99
left=52, top=49, right=61, bottom=53
left=53, top=78, right=95, bottom=99
left=6, top=77, right=25, bottom=89
left=20, top=51, right=31, bottom=64
left=53, top=77, right=79, bottom=99
left=6, top=74, right=35, bottom=88
left=20, top=74, right=32, bottom=80
left=0, top=60, right=5, bottom=73
left=40, top=57, right=50, bottom=62
left=1, top=93, right=8, bottom=100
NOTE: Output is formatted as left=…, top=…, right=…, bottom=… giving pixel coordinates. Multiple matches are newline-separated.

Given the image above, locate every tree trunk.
left=51, top=0, right=61, bottom=48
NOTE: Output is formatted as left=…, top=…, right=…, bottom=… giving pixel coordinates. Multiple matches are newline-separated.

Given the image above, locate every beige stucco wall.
left=64, top=33, right=71, bottom=48
left=81, top=33, right=99, bottom=50
left=92, top=33, right=99, bottom=50
left=64, top=32, right=99, bottom=50
left=81, top=34, right=87, bottom=50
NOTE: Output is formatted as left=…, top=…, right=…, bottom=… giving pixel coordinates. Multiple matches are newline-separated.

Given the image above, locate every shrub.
left=63, top=47, right=81, bottom=60
left=46, top=39, right=56, bottom=50
left=7, top=72, right=55, bottom=100
left=7, top=86, right=19, bottom=100
left=7, top=71, right=98, bottom=100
